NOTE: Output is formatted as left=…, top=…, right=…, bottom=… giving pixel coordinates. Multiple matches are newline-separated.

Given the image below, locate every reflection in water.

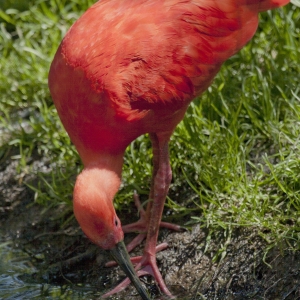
left=0, top=244, right=98, bottom=299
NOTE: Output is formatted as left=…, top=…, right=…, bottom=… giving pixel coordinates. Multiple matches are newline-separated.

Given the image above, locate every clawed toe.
left=105, top=242, right=168, bottom=267
left=103, top=253, right=174, bottom=299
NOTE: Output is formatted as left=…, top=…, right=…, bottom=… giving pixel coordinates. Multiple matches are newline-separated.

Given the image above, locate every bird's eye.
left=114, top=218, right=118, bottom=227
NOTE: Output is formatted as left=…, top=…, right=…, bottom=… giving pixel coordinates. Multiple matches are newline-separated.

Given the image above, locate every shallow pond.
left=0, top=243, right=99, bottom=300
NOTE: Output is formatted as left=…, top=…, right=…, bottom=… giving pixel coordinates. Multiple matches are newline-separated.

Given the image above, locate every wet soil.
left=0, top=157, right=299, bottom=300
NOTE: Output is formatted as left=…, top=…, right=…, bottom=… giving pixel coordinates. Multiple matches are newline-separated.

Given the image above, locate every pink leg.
left=103, top=132, right=175, bottom=298
left=137, top=132, right=174, bottom=297
left=120, top=132, right=180, bottom=252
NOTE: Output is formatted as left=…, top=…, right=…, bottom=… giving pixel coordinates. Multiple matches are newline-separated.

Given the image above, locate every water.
left=0, top=243, right=99, bottom=300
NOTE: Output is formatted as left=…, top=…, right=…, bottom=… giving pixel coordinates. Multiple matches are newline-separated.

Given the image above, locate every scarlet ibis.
left=48, top=0, right=290, bottom=298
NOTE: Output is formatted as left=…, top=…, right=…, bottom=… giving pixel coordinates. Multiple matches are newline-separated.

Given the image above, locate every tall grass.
left=0, top=1, right=299, bottom=252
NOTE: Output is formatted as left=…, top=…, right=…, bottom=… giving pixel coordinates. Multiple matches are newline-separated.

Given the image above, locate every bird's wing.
left=61, top=0, right=260, bottom=114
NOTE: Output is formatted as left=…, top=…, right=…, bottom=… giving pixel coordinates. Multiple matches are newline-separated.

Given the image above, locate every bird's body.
left=50, top=0, right=287, bottom=160
left=49, top=0, right=290, bottom=298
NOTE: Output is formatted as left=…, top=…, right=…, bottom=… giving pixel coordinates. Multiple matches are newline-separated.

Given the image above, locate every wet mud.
left=0, top=157, right=299, bottom=299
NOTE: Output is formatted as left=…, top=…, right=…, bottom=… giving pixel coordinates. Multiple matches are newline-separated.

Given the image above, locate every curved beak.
left=110, top=240, right=150, bottom=300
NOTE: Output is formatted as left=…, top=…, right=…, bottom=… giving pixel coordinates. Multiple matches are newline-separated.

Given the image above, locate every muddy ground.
left=0, top=156, right=299, bottom=300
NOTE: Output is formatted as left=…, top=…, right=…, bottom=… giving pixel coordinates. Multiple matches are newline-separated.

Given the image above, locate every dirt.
left=0, top=156, right=299, bottom=300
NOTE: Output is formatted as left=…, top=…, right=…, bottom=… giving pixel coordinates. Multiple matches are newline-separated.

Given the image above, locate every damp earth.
left=0, top=157, right=299, bottom=300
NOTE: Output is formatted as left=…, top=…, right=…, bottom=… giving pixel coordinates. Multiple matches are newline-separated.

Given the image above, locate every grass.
left=0, top=0, right=299, bottom=261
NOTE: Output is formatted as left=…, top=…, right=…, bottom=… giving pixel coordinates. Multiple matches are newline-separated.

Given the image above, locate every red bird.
left=48, top=0, right=290, bottom=298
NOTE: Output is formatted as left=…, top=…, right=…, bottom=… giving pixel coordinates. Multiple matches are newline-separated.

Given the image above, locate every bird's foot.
left=105, top=243, right=168, bottom=267
left=103, top=252, right=174, bottom=299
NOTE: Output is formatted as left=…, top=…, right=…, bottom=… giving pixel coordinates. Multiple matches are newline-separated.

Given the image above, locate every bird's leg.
left=120, top=133, right=180, bottom=253
left=133, top=132, right=174, bottom=297
left=104, top=132, right=175, bottom=298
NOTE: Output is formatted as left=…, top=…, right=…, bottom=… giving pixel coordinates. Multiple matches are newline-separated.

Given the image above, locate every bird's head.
left=73, top=167, right=123, bottom=249
left=73, top=166, right=150, bottom=299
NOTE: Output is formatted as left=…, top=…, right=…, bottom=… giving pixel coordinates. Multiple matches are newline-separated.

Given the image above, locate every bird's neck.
left=75, top=152, right=124, bottom=207
left=81, top=152, right=124, bottom=180
left=81, top=149, right=124, bottom=172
